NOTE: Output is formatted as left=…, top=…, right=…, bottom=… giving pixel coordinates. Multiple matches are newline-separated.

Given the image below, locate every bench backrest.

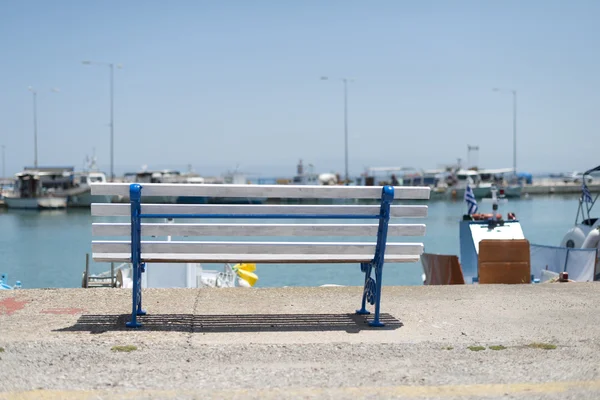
left=90, top=183, right=429, bottom=264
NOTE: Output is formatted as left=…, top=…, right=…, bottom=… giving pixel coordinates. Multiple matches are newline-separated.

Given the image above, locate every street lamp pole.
left=28, top=87, right=38, bottom=168
left=110, top=63, right=114, bottom=182
left=83, top=60, right=121, bottom=182
left=321, top=76, right=352, bottom=185
left=1, top=145, right=5, bottom=178
left=493, top=88, right=518, bottom=177
left=512, top=90, right=517, bottom=177
left=343, top=78, right=349, bottom=185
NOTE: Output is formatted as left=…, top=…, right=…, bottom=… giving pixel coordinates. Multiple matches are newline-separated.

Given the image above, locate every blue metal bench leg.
left=126, top=262, right=143, bottom=328
left=365, top=185, right=393, bottom=328
left=356, top=262, right=371, bottom=315
left=369, top=262, right=385, bottom=327
left=126, top=183, right=144, bottom=328
left=136, top=263, right=147, bottom=316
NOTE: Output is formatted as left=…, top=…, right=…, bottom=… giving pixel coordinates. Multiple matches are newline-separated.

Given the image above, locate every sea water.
left=0, top=195, right=582, bottom=288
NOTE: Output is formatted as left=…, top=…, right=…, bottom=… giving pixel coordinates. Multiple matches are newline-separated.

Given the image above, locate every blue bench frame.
left=126, top=183, right=396, bottom=328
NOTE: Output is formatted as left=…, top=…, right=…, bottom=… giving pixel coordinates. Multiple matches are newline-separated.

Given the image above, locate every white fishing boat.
left=478, top=168, right=522, bottom=198
left=447, top=168, right=522, bottom=200
left=526, top=165, right=600, bottom=282
left=118, top=168, right=181, bottom=203
left=61, top=155, right=114, bottom=207
left=0, top=179, right=14, bottom=207
left=0, top=274, right=21, bottom=290
left=175, top=169, right=268, bottom=205
left=360, top=166, right=449, bottom=200
left=452, top=169, right=492, bottom=198
left=421, top=183, right=599, bottom=285
left=3, top=171, right=67, bottom=209
left=480, top=184, right=508, bottom=204
left=64, top=171, right=113, bottom=207
left=561, top=165, right=600, bottom=249
left=292, top=159, right=321, bottom=185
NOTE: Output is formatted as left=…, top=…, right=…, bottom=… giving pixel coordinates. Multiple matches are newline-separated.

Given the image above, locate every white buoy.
left=581, top=228, right=600, bottom=250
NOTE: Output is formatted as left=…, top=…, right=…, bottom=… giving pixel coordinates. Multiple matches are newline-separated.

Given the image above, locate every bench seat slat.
left=90, top=183, right=431, bottom=200
left=92, top=223, right=427, bottom=237
left=92, top=253, right=422, bottom=264
left=92, top=240, right=424, bottom=256
left=91, top=204, right=428, bottom=218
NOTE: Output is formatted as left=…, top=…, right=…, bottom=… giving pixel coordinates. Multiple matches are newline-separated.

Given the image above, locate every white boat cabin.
left=124, top=170, right=182, bottom=184
left=362, top=167, right=447, bottom=187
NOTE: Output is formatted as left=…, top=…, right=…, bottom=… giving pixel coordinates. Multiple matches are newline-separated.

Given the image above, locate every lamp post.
left=321, top=76, right=352, bottom=185
left=27, top=87, right=58, bottom=168
left=493, top=88, right=517, bottom=177
left=1, top=145, right=5, bottom=178
left=82, top=60, right=122, bottom=181
left=27, top=87, right=38, bottom=168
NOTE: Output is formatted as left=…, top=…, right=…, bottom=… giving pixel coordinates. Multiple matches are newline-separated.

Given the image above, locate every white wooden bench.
left=90, top=183, right=430, bottom=328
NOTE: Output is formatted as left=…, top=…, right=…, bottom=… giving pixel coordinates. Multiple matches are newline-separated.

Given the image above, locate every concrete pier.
left=1, top=284, right=600, bottom=399
left=521, top=181, right=600, bottom=196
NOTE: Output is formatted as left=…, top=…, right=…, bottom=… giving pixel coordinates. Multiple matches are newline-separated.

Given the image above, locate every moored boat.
left=64, top=171, right=113, bottom=207
left=176, top=170, right=267, bottom=205
left=0, top=274, right=22, bottom=290
left=561, top=165, right=600, bottom=249
left=3, top=171, right=67, bottom=209
left=421, top=183, right=598, bottom=285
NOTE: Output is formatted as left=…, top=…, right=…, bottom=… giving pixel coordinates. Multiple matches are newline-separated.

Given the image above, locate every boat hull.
left=4, top=196, right=67, bottom=209
left=69, top=194, right=113, bottom=207
left=481, top=185, right=522, bottom=199
left=448, top=186, right=489, bottom=200
left=64, top=187, right=113, bottom=207
left=449, top=185, right=522, bottom=199
left=502, top=185, right=522, bottom=198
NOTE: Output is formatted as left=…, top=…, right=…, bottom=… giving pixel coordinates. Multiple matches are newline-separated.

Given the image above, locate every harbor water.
left=0, top=195, right=582, bottom=289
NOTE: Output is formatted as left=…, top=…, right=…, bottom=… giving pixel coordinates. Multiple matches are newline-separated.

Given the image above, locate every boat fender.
left=507, top=212, right=517, bottom=220
left=581, top=227, right=600, bottom=249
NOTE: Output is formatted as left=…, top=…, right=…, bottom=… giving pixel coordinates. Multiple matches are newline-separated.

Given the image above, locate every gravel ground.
left=1, top=284, right=600, bottom=399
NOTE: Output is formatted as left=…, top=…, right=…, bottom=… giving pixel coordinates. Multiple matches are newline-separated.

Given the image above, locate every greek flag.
left=582, top=182, right=593, bottom=203
left=465, top=184, right=478, bottom=215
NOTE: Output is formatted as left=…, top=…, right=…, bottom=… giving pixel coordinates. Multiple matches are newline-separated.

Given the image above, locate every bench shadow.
left=54, top=313, right=403, bottom=334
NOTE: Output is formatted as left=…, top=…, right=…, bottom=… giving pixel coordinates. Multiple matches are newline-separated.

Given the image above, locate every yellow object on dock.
left=232, top=263, right=258, bottom=286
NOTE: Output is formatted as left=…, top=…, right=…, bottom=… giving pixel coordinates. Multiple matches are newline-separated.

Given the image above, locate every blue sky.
left=1, top=0, right=598, bottom=178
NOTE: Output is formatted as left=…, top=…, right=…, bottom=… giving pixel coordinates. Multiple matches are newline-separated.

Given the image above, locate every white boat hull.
left=64, top=187, right=113, bottom=207
left=4, top=196, right=67, bottom=209
left=69, top=194, right=113, bottom=207
left=450, top=185, right=521, bottom=199
left=449, top=186, right=489, bottom=200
